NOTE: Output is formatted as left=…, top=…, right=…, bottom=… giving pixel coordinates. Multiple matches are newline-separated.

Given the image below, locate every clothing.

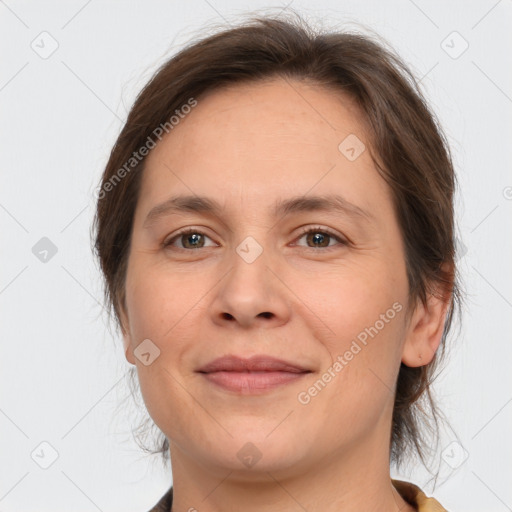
left=392, top=479, right=448, bottom=511
left=147, top=479, right=447, bottom=511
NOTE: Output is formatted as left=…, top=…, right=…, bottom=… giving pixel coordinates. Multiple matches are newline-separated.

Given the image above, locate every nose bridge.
left=210, top=229, right=290, bottom=327
left=228, top=232, right=273, bottom=301
left=235, top=233, right=266, bottom=266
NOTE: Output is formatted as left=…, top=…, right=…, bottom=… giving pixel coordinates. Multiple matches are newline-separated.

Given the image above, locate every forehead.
left=150, top=78, right=368, bottom=162
left=137, top=78, right=387, bottom=216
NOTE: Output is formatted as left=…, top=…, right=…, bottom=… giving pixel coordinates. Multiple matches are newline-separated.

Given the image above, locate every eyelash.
left=162, top=226, right=348, bottom=252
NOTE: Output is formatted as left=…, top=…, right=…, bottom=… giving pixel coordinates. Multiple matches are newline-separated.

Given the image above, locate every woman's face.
left=122, top=78, right=414, bottom=477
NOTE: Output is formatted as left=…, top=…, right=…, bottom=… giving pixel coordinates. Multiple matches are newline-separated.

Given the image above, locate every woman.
left=93, top=12, right=460, bottom=512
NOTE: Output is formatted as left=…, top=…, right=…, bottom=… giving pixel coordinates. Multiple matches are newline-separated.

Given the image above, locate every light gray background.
left=1, top=1, right=511, bottom=511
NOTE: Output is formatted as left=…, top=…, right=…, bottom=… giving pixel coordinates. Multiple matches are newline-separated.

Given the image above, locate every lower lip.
left=200, top=371, right=309, bottom=394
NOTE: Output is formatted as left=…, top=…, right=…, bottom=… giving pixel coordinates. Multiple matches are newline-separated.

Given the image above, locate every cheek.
left=291, top=264, right=406, bottom=401
left=124, top=264, right=204, bottom=440
left=124, top=259, right=203, bottom=341
left=290, top=262, right=406, bottom=344
left=296, top=298, right=406, bottom=449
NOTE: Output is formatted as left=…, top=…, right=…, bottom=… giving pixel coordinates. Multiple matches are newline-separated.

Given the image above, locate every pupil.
left=186, top=233, right=203, bottom=248
left=309, top=232, right=328, bottom=247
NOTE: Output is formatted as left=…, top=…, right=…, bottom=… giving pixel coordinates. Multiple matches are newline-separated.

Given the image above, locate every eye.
left=162, top=228, right=217, bottom=250
left=292, top=226, right=348, bottom=250
left=162, top=226, right=348, bottom=252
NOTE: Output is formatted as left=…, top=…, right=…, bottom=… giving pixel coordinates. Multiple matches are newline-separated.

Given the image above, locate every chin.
left=201, top=433, right=306, bottom=476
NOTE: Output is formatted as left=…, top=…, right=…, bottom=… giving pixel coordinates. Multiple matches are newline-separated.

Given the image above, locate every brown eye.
left=305, top=231, right=331, bottom=248
left=294, top=227, right=347, bottom=250
left=163, top=229, right=215, bottom=250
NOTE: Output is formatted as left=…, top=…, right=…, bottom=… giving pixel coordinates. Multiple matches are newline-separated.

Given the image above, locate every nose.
left=210, top=243, right=291, bottom=329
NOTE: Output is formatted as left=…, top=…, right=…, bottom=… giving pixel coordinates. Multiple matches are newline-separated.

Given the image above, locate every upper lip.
left=197, top=355, right=311, bottom=373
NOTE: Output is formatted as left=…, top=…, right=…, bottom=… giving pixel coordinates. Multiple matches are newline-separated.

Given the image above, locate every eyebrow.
left=143, top=193, right=374, bottom=228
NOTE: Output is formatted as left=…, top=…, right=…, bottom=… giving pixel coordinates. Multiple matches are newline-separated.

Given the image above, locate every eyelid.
left=162, top=227, right=218, bottom=250
left=162, top=225, right=349, bottom=251
left=291, top=225, right=349, bottom=249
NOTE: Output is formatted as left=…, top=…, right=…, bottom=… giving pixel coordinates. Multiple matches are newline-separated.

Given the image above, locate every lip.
left=197, top=355, right=312, bottom=394
left=197, top=355, right=310, bottom=373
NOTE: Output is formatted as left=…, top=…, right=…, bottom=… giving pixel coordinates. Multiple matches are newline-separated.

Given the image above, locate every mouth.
left=196, top=355, right=312, bottom=394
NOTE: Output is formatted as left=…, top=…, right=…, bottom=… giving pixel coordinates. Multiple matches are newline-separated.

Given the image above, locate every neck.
left=168, top=435, right=415, bottom=512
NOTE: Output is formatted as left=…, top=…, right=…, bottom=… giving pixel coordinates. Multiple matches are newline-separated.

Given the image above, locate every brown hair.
left=92, top=11, right=461, bottom=471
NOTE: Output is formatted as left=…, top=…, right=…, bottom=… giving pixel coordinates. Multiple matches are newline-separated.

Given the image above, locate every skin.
left=120, top=78, right=449, bottom=512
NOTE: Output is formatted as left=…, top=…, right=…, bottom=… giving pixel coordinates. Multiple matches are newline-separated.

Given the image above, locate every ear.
left=402, top=273, right=453, bottom=368
left=123, top=332, right=136, bottom=365
left=119, top=307, right=136, bottom=366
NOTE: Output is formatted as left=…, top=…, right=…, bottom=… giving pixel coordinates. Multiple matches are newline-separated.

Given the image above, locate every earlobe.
left=401, top=290, right=451, bottom=368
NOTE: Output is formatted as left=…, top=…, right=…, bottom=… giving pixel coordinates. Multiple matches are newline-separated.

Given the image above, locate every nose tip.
left=210, top=249, right=291, bottom=329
